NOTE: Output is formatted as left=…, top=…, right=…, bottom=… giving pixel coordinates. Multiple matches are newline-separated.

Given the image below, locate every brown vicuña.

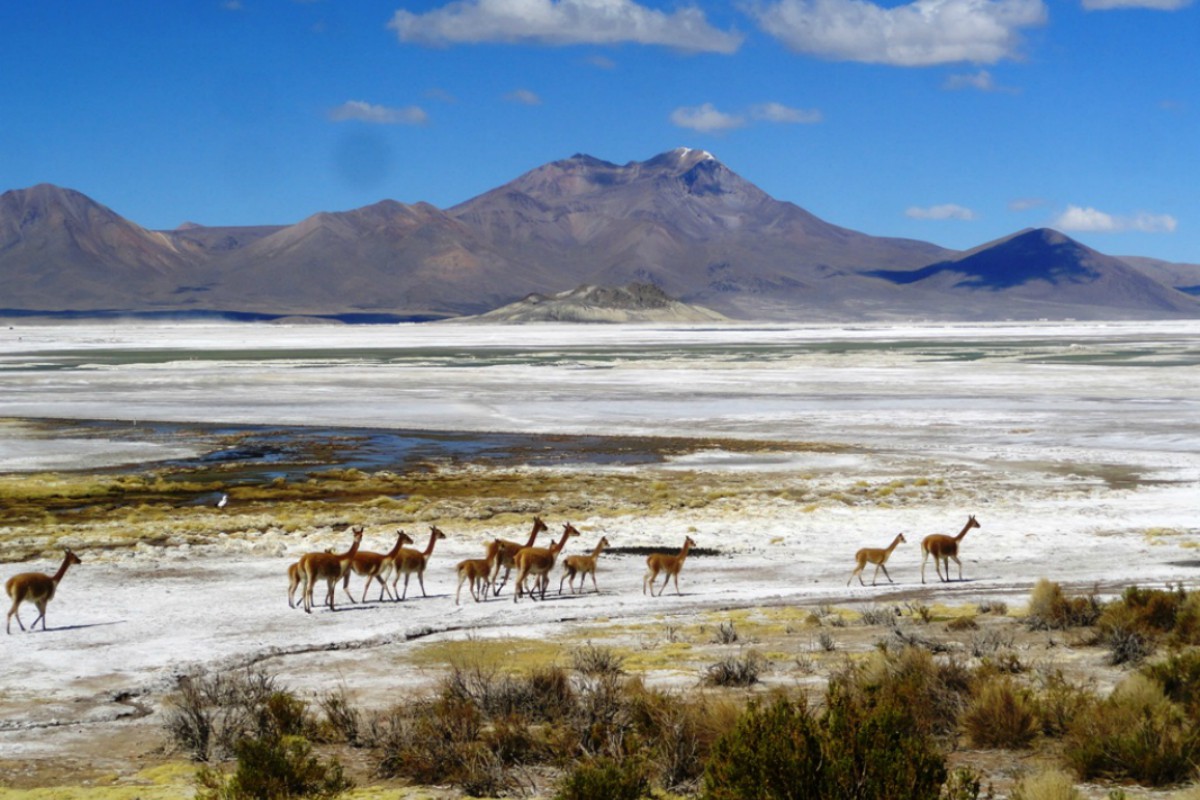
left=643, top=536, right=696, bottom=597
left=341, top=530, right=414, bottom=603
left=390, top=525, right=446, bottom=600
left=6, top=549, right=82, bottom=634
left=513, top=522, right=578, bottom=603
left=921, top=515, right=981, bottom=584
left=486, top=516, right=547, bottom=596
left=455, top=557, right=492, bottom=605
left=559, top=535, right=610, bottom=595
left=847, top=532, right=907, bottom=587
left=299, top=527, right=363, bottom=613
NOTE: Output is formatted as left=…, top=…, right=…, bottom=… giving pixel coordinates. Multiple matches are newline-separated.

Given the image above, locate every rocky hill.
left=462, top=283, right=729, bottom=323
left=2, top=151, right=1197, bottom=321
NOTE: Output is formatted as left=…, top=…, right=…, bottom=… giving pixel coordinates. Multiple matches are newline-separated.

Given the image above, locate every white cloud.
left=906, top=203, right=976, bottom=220
left=1083, top=0, right=1191, bottom=9
left=389, top=0, right=743, bottom=53
left=750, top=0, right=1047, bottom=66
left=943, top=69, right=1019, bottom=92
left=1054, top=205, right=1178, bottom=234
left=505, top=88, right=543, bottom=105
left=586, top=54, right=617, bottom=69
left=1008, top=197, right=1045, bottom=211
left=751, top=102, right=824, bottom=124
left=328, top=100, right=429, bottom=125
left=669, top=103, right=747, bottom=132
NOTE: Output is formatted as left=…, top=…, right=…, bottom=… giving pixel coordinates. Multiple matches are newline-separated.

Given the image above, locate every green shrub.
left=1064, top=674, right=1200, bottom=786
left=1143, top=648, right=1200, bottom=713
left=195, top=734, right=351, bottom=800
left=555, top=755, right=652, bottom=800
left=821, top=680, right=948, bottom=800
left=702, top=696, right=824, bottom=800
left=962, top=677, right=1039, bottom=749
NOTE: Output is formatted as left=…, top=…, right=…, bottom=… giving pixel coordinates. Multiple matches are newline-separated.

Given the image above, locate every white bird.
left=216, top=493, right=228, bottom=509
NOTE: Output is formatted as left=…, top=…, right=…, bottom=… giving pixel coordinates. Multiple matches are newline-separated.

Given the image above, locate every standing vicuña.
left=559, top=536, right=610, bottom=595
left=390, top=526, right=446, bottom=600
left=455, top=557, right=492, bottom=605
left=513, top=523, right=578, bottom=603
left=342, top=530, right=414, bottom=603
left=847, top=533, right=907, bottom=586
left=921, top=515, right=981, bottom=583
left=644, top=536, right=696, bottom=597
left=486, top=516, right=548, bottom=596
left=299, top=527, right=363, bottom=613
left=6, top=549, right=83, bottom=634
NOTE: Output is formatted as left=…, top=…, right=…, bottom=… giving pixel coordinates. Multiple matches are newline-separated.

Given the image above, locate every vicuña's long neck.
left=52, top=554, right=74, bottom=585
left=955, top=521, right=973, bottom=541
left=552, top=535, right=572, bottom=555
left=887, top=534, right=904, bottom=554
left=424, top=532, right=440, bottom=557
left=341, top=536, right=362, bottom=562
left=523, top=523, right=542, bottom=548
left=678, top=541, right=692, bottom=561
left=385, top=535, right=405, bottom=559
left=590, top=541, right=606, bottom=559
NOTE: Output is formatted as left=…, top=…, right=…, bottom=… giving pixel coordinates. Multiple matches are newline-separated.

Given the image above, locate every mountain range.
left=2, top=148, right=1198, bottom=322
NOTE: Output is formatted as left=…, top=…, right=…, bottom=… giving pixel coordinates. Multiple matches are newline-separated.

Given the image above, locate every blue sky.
left=2, top=0, right=1196, bottom=262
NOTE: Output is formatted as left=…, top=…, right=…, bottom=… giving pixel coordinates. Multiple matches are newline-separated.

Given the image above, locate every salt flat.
left=0, top=320, right=1198, bottom=777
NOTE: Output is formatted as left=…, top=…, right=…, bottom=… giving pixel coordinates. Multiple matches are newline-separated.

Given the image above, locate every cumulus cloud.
left=670, top=103, right=746, bottom=132
left=749, top=0, right=1047, bottom=66
left=328, top=101, right=429, bottom=125
left=389, top=0, right=743, bottom=53
left=505, top=88, right=543, bottom=105
left=906, top=203, right=976, bottom=220
left=1083, top=0, right=1191, bottom=9
left=1054, top=205, right=1178, bottom=233
left=751, top=102, right=824, bottom=123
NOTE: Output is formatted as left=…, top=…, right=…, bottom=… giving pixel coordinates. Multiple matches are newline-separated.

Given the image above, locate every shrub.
left=195, top=734, right=352, bottom=800
left=1033, top=669, right=1095, bottom=739
left=317, top=685, right=361, bottom=746
left=1008, top=768, right=1081, bottom=800
left=625, top=682, right=737, bottom=791
left=962, top=677, right=1039, bottom=749
left=821, top=679, right=948, bottom=800
left=1143, top=648, right=1200, bottom=713
left=712, top=621, right=739, bottom=644
left=1025, top=579, right=1102, bottom=630
left=572, top=643, right=625, bottom=676
left=847, top=646, right=972, bottom=738
left=704, top=652, right=764, bottom=687
left=702, top=696, right=824, bottom=800
left=1064, top=673, right=1200, bottom=786
left=164, top=668, right=312, bottom=762
left=555, top=755, right=652, bottom=800
left=860, top=606, right=899, bottom=627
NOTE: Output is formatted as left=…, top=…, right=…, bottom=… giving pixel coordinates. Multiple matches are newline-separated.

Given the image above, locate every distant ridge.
left=864, top=228, right=1198, bottom=317
left=463, top=283, right=729, bottom=323
left=2, top=152, right=1198, bottom=322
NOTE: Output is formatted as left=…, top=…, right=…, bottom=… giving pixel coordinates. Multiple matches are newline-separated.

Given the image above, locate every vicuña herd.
left=4, top=515, right=982, bottom=630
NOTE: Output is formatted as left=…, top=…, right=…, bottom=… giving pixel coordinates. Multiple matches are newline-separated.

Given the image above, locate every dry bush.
left=195, top=734, right=352, bottom=800
left=1025, top=579, right=1102, bottom=630
left=164, top=668, right=313, bottom=762
left=572, top=643, right=625, bottom=676
left=962, top=677, right=1039, bottom=749
left=1008, top=768, right=1081, bottom=800
left=704, top=652, right=764, bottom=687
left=317, top=685, right=361, bottom=747
left=947, top=615, right=979, bottom=632
left=625, top=682, right=738, bottom=792
left=1033, top=669, right=1095, bottom=739
left=978, top=600, right=1008, bottom=616
left=1064, top=673, right=1200, bottom=786
left=835, top=646, right=971, bottom=738
left=859, top=605, right=899, bottom=627
left=712, top=620, right=739, bottom=644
